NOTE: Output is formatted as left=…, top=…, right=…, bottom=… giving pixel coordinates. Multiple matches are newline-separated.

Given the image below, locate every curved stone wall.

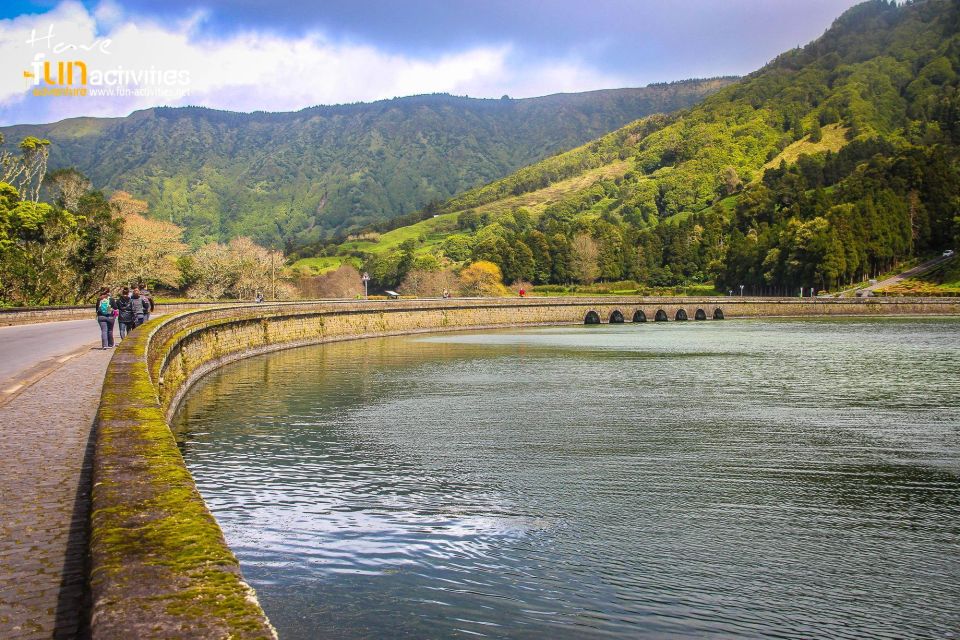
left=91, top=296, right=960, bottom=638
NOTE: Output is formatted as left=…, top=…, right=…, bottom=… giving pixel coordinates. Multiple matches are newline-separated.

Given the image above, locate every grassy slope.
left=290, top=255, right=362, bottom=275
left=761, top=124, right=849, bottom=171
left=338, top=159, right=633, bottom=256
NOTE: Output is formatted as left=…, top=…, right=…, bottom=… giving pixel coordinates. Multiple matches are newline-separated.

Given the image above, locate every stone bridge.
left=88, top=296, right=960, bottom=638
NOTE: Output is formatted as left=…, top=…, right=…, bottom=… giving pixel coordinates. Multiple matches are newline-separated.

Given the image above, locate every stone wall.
left=0, top=301, right=231, bottom=326
left=92, top=296, right=960, bottom=638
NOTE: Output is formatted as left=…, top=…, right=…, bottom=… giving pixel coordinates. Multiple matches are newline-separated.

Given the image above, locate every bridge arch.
left=675, top=308, right=688, bottom=321
left=695, top=308, right=707, bottom=321
left=609, top=310, right=624, bottom=324
left=654, top=309, right=668, bottom=322
left=584, top=310, right=601, bottom=325
left=632, top=310, right=647, bottom=323
left=713, top=307, right=725, bottom=320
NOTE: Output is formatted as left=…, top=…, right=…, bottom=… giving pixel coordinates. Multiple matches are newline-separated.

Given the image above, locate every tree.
left=400, top=268, right=458, bottom=297
left=458, top=261, right=507, bottom=296
left=310, top=264, right=363, bottom=298
left=549, top=233, right=572, bottom=283
left=507, top=240, right=535, bottom=284
left=0, top=182, right=80, bottom=304
left=187, top=242, right=233, bottom=299
left=719, top=166, right=743, bottom=196
left=0, top=136, right=52, bottom=204
left=108, top=191, right=149, bottom=218
left=47, top=168, right=91, bottom=211
left=525, top=230, right=552, bottom=284
left=809, top=119, right=823, bottom=143
left=441, top=234, right=473, bottom=261
left=72, top=191, right=123, bottom=300
left=571, top=233, right=600, bottom=284
left=109, top=213, right=186, bottom=289
left=227, top=236, right=285, bottom=300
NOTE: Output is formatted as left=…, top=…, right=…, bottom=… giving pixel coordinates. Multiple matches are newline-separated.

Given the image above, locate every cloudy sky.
left=0, top=0, right=862, bottom=126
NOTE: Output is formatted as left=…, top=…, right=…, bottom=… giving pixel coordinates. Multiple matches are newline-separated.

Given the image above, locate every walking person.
left=140, top=287, right=154, bottom=323
left=131, top=287, right=147, bottom=327
left=95, top=287, right=116, bottom=349
left=116, top=287, right=135, bottom=339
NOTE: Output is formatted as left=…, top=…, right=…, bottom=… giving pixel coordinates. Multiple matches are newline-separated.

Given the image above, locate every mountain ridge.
left=0, top=80, right=736, bottom=246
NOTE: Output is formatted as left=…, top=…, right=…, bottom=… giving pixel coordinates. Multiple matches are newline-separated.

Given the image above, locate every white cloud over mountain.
left=0, top=1, right=627, bottom=125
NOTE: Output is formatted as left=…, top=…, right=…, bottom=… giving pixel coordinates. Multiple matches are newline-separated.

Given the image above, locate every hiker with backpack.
left=130, top=288, right=148, bottom=327
left=116, top=287, right=135, bottom=339
left=95, top=287, right=116, bottom=349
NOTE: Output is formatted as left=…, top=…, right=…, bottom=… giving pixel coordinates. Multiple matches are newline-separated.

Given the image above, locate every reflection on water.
left=172, top=318, right=960, bottom=639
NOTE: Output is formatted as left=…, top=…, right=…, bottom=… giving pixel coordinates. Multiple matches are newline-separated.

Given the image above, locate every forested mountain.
left=0, top=80, right=732, bottom=247
left=340, top=0, right=960, bottom=295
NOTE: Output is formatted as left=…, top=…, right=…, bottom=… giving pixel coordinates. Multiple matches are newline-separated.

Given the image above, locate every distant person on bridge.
left=130, top=288, right=148, bottom=327
left=140, top=287, right=154, bottom=323
left=116, top=287, right=135, bottom=339
left=95, top=287, right=116, bottom=349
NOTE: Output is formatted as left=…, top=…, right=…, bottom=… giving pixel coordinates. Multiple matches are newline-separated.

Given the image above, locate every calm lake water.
left=171, top=318, right=960, bottom=639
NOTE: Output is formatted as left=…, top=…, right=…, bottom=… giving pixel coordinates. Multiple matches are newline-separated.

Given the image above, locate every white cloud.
left=0, top=1, right=631, bottom=125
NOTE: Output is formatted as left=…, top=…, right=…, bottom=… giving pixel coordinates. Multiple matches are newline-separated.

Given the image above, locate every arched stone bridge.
left=584, top=304, right=723, bottom=324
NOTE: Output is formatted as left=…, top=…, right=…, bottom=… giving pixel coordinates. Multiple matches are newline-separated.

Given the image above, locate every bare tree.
left=571, top=233, right=600, bottom=284
left=297, top=265, right=363, bottom=298
left=400, top=268, right=458, bottom=297
left=188, top=242, right=234, bottom=299
left=47, top=168, right=91, bottom=211
left=109, top=213, right=187, bottom=288
left=1, top=136, right=50, bottom=202
left=15, top=137, right=50, bottom=203
left=109, top=191, right=149, bottom=218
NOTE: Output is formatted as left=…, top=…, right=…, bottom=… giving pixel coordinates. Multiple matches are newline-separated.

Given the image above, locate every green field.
left=761, top=124, right=848, bottom=172
left=290, top=256, right=361, bottom=275
left=336, top=159, right=633, bottom=257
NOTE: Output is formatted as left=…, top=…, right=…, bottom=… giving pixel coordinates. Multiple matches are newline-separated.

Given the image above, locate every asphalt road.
left=862, top=254, right=955, bottom=292
left=0, top=317, right=101, bottom=394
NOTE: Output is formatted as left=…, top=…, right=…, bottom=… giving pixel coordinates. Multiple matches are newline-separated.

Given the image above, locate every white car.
left=944, top=249, right=955, bottom=257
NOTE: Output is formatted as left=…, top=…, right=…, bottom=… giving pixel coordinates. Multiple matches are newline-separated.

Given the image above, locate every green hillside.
left=0, top=81, right=732, bottom=248
left=338, top=0, right=960, bottom=295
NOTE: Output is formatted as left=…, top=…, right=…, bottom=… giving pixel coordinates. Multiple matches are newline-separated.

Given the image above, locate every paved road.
left=0, top=319, right=101, bottom=397
left=0, top=346, right=112, bottom=638
left=863, top=254, right=954, bottom=293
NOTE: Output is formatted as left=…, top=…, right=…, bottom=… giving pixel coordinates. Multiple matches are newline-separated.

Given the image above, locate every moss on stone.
left=91, top=309, right=276, bottom=639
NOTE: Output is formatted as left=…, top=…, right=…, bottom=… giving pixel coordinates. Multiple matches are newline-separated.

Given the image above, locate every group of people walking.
left=95, top=286, right=155, bottom=349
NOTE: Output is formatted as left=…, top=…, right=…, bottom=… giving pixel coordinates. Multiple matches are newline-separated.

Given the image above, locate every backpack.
left=98, top=298, right=111, bottom=316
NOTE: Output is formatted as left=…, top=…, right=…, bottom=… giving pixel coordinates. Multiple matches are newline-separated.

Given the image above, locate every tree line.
left=0, top=135, right=291, bottom=306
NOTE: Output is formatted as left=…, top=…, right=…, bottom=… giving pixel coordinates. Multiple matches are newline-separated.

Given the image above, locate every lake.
left=172, top=318, right=960, bottom=638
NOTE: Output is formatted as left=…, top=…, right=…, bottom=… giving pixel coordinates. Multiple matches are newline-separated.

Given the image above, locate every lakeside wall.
left=91, top=296, right=960, bottom=638
left=0, top=301, right=232, bottom=326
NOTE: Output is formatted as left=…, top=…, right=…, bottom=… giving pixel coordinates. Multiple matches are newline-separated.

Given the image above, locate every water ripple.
left=173, top=318, right=960, bottom=639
